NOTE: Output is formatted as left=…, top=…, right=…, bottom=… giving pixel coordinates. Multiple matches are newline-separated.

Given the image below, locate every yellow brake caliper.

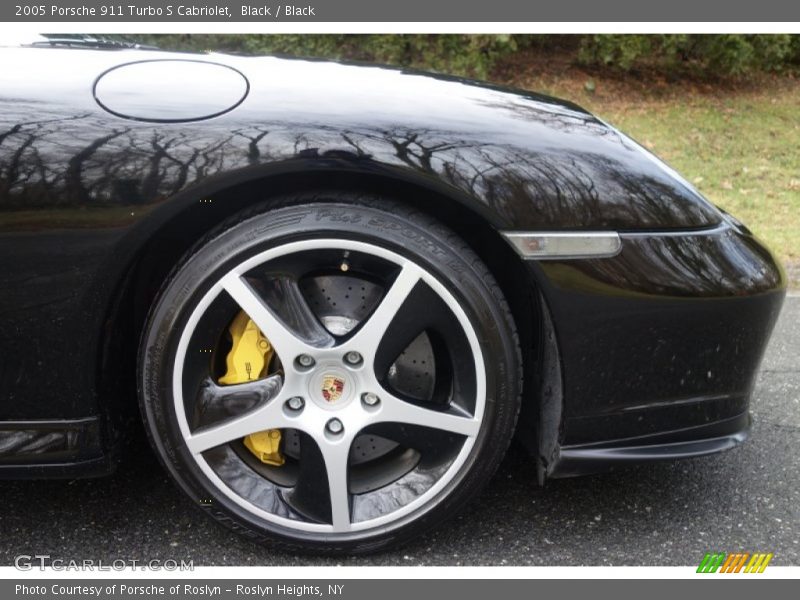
left=219, top=311, right=285, bottom=466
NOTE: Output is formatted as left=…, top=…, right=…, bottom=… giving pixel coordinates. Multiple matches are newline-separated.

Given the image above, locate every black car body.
left=0, top=38, right=786, bottom=550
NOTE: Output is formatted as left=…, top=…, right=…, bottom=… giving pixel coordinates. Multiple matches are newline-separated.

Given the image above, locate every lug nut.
left=344, top=351, right=362, bottom=365
left=326, top=418, right=344, bottom=435
left=286, top=396, right=305, bottom=411
left=361, top=392, right=380, bottom=407
left=296, top=354, right=315, bottom=368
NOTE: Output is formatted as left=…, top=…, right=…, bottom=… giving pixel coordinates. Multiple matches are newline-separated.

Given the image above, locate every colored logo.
left=697, top=552, right=773, bottom=573
left=321, top=375, right=345, bottom=403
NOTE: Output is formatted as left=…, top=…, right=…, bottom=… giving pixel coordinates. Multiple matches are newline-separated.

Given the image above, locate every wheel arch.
left=96, top=162, right=555, bottom=469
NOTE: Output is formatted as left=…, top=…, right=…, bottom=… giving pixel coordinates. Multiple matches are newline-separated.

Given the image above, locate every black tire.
left=138, top=193, right=521, bottom=554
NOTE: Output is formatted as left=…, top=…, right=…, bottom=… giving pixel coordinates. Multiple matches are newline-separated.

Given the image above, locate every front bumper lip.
left=549, top=412, right=751, bottom=478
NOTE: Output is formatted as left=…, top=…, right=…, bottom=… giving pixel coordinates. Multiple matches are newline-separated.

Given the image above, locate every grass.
left=495, top=55, right=800, bottom=286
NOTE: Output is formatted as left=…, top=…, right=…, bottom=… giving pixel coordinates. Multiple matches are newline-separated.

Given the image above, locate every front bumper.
left=516, top=219, right=785, bottom=477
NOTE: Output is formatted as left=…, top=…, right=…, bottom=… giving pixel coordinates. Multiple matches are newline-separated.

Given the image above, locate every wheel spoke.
left=195, top=374, right=283, bottom=427
left=378, top=392, right=481, bottom=438
left=348, top=263, right=421, bottom=355
left=321, top=438, right=353, bottom=531
left=221, top=274, right=316, bottom=359
left=257, top=275, right=336, bottom=348
left=186, top=378, right=286, bottom=455
left=364, top=422, right=458, bottom=455
left=283, top=433, right=333, bottom=524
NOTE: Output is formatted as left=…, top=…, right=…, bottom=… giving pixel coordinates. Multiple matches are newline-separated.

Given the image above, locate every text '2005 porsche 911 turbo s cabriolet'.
left=0, top=35, right=786, bottom=553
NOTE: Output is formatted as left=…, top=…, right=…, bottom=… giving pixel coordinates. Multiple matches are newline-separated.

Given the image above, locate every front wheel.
left=139, top=194, right=521, bottom=553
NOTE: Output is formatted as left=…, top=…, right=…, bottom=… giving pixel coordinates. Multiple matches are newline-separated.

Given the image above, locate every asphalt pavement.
left=1, top=297, right=798, bottom=566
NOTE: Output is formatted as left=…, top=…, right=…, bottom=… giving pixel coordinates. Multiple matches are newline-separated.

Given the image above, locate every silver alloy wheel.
left=172, top=239, right=486, bottom=534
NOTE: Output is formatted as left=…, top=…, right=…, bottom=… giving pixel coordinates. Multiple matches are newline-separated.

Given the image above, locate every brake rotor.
left=299, top=274, right=383, bottom=335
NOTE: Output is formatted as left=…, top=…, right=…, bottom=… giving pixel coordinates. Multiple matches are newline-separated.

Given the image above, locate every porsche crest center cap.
left=321, top=374, right=345, bottom=403
left=309, top=367, right=355, bottom=410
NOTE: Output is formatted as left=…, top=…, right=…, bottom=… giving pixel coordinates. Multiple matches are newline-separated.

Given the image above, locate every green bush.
left=577, top=34, right=798, bottom=76
left=577, top=34, right=653, bottom=70
left=128, top=34, right=799, bottom=79
left=134, top=34, right=518, bottom=79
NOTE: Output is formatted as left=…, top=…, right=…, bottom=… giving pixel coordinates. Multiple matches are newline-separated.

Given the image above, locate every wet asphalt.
left=0, top=297, right=798, bottom=566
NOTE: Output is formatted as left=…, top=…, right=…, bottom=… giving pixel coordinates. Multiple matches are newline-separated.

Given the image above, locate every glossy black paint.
left=0, top=417, right=108, bottom=478
left=0, top=45, right=786, bottom=479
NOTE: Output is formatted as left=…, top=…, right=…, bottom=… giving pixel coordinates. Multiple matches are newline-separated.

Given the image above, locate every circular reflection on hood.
left=94, top=60, right=249, bottom=122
